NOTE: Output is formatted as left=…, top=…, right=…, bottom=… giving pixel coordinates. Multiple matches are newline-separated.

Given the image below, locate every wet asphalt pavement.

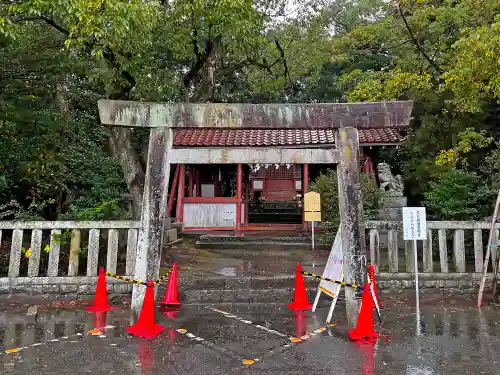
left=1, top=293, right=500, bottom=374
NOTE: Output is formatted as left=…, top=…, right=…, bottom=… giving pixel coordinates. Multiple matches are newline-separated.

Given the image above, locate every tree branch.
left=274, top=39, right=289, bottom=79
left=102, top=47, right=136, bottom=99
left=13, top=15, right=69, bottom=35
left=183, top=36, right=218, bottom=88
left=397, top=4, right=443, bottom=76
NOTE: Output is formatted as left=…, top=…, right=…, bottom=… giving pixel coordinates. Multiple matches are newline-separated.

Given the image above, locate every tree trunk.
left=108, top=128, right=145, bottom=219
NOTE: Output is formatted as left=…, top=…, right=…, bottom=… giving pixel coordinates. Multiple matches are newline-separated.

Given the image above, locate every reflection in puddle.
left=406, top=365, right=434, bottom=374
left=215, top=267, right=236, bottom=277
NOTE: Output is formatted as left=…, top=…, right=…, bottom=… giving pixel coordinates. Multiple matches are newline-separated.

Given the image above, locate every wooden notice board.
left=304, top=191, right=321, bottom=222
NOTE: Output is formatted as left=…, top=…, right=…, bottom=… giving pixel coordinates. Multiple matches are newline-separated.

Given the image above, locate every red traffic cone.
left=127, top=282, right=165, bottom=338
left=161, top=263, right=182, bottom=307
left=348, top=284, right=379, bottom=342
left=368, top=264, right=381, bottom=307
left=288, top=264, right=312, bottom=311
left=84, top=268, right=115, bottom=312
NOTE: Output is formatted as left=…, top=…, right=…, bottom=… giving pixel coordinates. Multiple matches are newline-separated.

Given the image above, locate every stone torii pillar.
left=97, top=100, right=413, bottom=325
left=337, top=127, right=366, bottom=326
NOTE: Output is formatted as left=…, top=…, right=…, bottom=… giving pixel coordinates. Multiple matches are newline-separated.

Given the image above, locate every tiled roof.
left=173, top=128, right=404, bottom=147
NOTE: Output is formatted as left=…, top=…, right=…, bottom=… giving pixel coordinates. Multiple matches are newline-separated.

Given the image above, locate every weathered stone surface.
left=106, top=229, right=119, bottom=274
left=132, top=128, right=172, bottom=317
left=8, top=229, right=23, bottom=277
left=42, top=285, right=61, bottom=293
left=78, top=285, right=93, bottom=294
left=98, top=100, right=413, bottom=129
left=0, top=221, right=139, bottom=230
left=68, top=229, right=81, bottom=277
left=0, top=272, right=492, bottom=298
left=249, top=277, right=294, bottom=290
left=438, top=229, right=449, bottom=273
left=445, top=280, right=459, bottom=288
left=337, top=127, right=366, bottom=329
left=113, top=284, right=132, bottom=294
left=60, top=285, right=78, bottom=293
left=366, top=220, right=500, bottom=230
left=453, top=229, right=466, bottom=272
left=26, top=305, right=38, bottom=322
left=401, top=280, right=414, bottom=289
left=165, top=228, right=178, bottom=242
left=28, top=229, right=43, bottom=277
left=170, top=148, right=339, bottom=164
left=126, top=228, right=138, bottom=276
left=86, top=229, right=100, bottom=277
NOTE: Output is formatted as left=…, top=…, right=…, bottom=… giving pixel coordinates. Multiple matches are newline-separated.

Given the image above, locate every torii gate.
left=98, top=100, right=413, bottom=327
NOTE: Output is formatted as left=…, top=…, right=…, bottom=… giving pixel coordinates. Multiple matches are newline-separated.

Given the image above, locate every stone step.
left=196, top=241, right=326, bottom=250
left=179, top=288, right=319, bottom=304
left=196, top=234, right=330, bottom=250
left=198, top=235, right=311, bottom=243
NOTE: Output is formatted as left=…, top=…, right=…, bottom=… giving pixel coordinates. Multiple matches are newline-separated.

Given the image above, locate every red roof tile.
left=173, top=128, right=404, bottom=147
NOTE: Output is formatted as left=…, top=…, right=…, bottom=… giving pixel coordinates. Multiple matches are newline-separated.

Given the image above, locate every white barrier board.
left=312, top=226, right=344, bottom=323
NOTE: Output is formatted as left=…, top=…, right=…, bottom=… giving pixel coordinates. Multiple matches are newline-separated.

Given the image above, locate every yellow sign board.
left=305, top=211, right=321, bottom=222
left=304, top=191, right=321, bottom=222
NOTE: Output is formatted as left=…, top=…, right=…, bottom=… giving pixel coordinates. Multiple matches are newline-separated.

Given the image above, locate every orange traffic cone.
left=348, top=284, right=379, bottom=342
left=161, top=263, right=182, bottom=307
left=288, top=264, right=312, bottom=311
left=368, top=264, right=381, bottom=307
left=127, top=282, right=165, bottom=338
left=84, top=268, right=115, bottom=312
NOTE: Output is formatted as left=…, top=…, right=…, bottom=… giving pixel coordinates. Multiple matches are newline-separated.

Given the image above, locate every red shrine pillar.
left=236, top=164, right=242, bottom=231
left=176, top=165, right=185, bottom=223
left=168, top=165, right=180, bottom=217
left=196, top=169, right=201, bottom=197
left=188, top=166, right=194, bottom=197
left=302, top=164, right=308, bottom=231
left=244, top=167, right=249, bottom=226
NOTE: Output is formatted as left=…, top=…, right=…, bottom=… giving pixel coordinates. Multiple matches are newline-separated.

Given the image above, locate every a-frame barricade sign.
left=312, top=226, right=344, bottom=323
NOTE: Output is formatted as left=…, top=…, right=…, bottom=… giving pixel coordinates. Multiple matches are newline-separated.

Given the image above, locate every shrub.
left=309, top=169, right=380, bottom=235
left=424, top=168, right=496, bottom=220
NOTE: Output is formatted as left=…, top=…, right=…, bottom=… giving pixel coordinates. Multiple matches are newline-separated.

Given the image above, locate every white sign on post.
left=402, top=207, right=427, bottom=240
left=402, top=207, right=427, bottom=336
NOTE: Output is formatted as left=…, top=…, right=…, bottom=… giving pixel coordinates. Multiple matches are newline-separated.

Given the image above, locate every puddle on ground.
left=215, top=267, right=237, bottom=277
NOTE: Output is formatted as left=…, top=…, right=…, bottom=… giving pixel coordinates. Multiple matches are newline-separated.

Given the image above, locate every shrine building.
left=168, top=127, right=405, bottom=231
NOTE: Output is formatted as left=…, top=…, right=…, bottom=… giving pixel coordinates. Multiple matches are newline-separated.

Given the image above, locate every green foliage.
left=424, top=169, right=496, bottom=221
left=1, top=0, right=499, bottom=223
left=444, top=15, right=500, bottom=112
left=309, top=169, right=380, bottom=233
left=0, top=24, right=128, bottom=220
left=62, top=199, right=130, bottom=221
left=435, top=127, right=494, bottom=167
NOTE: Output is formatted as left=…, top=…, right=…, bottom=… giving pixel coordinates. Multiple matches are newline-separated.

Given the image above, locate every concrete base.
left=0, top=273, right=492, bottom=303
